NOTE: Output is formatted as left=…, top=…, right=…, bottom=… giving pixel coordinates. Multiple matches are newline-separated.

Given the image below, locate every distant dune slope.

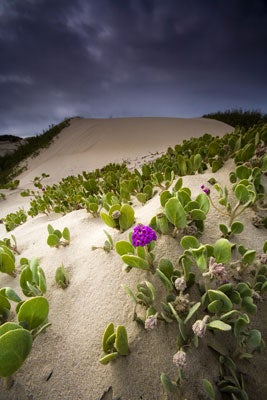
left=17, top=117, right=233, bottom=186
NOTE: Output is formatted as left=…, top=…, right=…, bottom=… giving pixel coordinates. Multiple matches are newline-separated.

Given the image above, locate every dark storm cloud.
left=0, top=0, right=267, bottom=136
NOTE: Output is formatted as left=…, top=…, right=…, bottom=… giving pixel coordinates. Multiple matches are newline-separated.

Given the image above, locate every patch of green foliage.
left=0, top=118, right=71, bottom=186
left=203, top=108, right=267, bottom=130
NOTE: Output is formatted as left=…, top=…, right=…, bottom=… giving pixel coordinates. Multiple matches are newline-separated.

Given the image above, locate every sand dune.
left=0, top=117, right=266, bottom=400
left=17, top=117, right=232, bottom=186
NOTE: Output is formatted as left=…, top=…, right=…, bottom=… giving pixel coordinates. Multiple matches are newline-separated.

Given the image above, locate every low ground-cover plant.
left=92, top=230, right=114, bottom=253
left=100, top=203, right=135, bottom=232
left=0, top=243, right=16, bottom=277
left=55, top=264, right=70, bottom=289
left=0, top=235, right=19, bottom=254
left=0, top=295, right=50, bottom=383
left=46, top=224, right=70, bottom=248
left=19, top=257, right=47, bottom=297
left=150, top=178, right=210, bottom=237
left=2, top=209, right=27, bottom=232
left=99, top=323, right=129, bottom=365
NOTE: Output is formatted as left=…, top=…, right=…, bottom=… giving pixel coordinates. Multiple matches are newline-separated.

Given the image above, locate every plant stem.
left=208, top=195, right=229, bottom=217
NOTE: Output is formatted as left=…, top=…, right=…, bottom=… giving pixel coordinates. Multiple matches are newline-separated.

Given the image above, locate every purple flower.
left=132, top=224, right=157, bottom=247
left=200, top=185, right=210, bottom=195
left=42, top=187, right=46, bottom=192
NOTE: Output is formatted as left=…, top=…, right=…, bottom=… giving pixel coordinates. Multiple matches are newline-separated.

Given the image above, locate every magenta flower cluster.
left=132, top=224, right=157, bottom=247
left=200, top=185, right=210, bottom=195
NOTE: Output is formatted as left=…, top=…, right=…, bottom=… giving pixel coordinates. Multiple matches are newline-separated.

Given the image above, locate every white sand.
left=0, top=117, right=266, bottom=400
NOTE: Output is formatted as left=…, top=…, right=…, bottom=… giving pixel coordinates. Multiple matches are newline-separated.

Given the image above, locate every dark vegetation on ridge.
left=203, top=108, right=267, bottom=130
left=0, top=135, right=23, bottom=143
left=0, top=119, right=70, bottom=186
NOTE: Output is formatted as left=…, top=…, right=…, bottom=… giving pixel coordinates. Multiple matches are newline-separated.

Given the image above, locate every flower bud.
left=192, top=316, right=209, bottom=337
left=112, top=210, right=121, bottom=219
left=174, top=276, right=187, bottom=292
left=145, top=315, right=157, bottom=330
left=173, top=350, right=186, bottom=369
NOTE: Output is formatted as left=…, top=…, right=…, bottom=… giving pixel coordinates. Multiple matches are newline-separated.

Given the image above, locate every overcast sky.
left=1, top=0, right=267, bottom=137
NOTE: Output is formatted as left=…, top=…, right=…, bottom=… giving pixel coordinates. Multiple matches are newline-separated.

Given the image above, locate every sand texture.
left=0, top=117, right=266, bottom=400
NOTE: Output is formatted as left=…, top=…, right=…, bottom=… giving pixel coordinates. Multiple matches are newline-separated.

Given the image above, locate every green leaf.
left=235, top=165, right=251, bottom=180
left=158, top=258, right=174, bottom=279
left=220, top=310, right=240, bottom=322
left=104, top=230, right=113, bottom=247
left=156, top=214, right=169, bottom=234
left=208, top=290, right=233, bottom=313
left=184, top=302, right=201, bottom=324
left=136, top=246, right=146, bottom=259
left=191, top=246, right=208, bottom=272
left=0, top=251, right=15, bottom=275
left=214, top=238, right=232, bottom=263
left=100, top=212, right=116, bottom=228
left=47, top=234, right=60, bottom=247
left=115, top=325, right=129, bottom=355
left=121, top=285, right=137, bottom=304
left=174, top=178, right=183, bottom=191
left=121, top=255, right=150, bottom=270
left=246, top=329, right=262, bottom=349
left=165, top=198, right=187, bottom=229
left=145, top=281, right=156, bottom=302
left=237, top=282, right=252, bottom=297
left=160, top=190, right=172, bottom=207
left=156, top=269, right=173, bottom=292
left=208, top=300, right=223, bottom=314
left=160, top=373, right=177, bottom=393
left=115, top=240, right=134, bottom=256
left=180, top=236, right=200, bottom=250
left=0, top=325, right=32, bottom=377
left=99, top=352, right=118, bottom=365
left=102, top=323, right=114, bottom=353
left=1, top=287, right=21, bottom=303
left=119, top=204, right=135, bottom=231
left=231, top=221, right=244, bottom=235
left=202, top=379, right=215, bottom=400
left=47, top=224, right=54, bottom=234
left=190, top=210, right=206, bottom=221
left=234, top=315, right=250, bottom=337
left=196, top=193, right=210, bottom=213
left=242, top=250, right=256, bottom=265
left=234, top=184, right=250, bottom=204
left=105, top=333, right=116, bottom=348
left=62, top=227, right=70, bottom=242
left=241, top=296, right=257, bottom=314
left=53, top=229, right=62, bottom=239
left=207, top=320, right=231, bottom=331
left=55, top=265, right=69, bottom=289
left=219, top=224, right=229, bottom=236
left=17, top=297, right=49, bottom=330
left=136, top=193, right=147, bottom=204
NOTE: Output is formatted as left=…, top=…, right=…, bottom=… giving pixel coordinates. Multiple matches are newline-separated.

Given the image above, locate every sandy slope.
left=0, top=117, right=266, bottom=400
left=17, top=117, right=232, bottom=185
